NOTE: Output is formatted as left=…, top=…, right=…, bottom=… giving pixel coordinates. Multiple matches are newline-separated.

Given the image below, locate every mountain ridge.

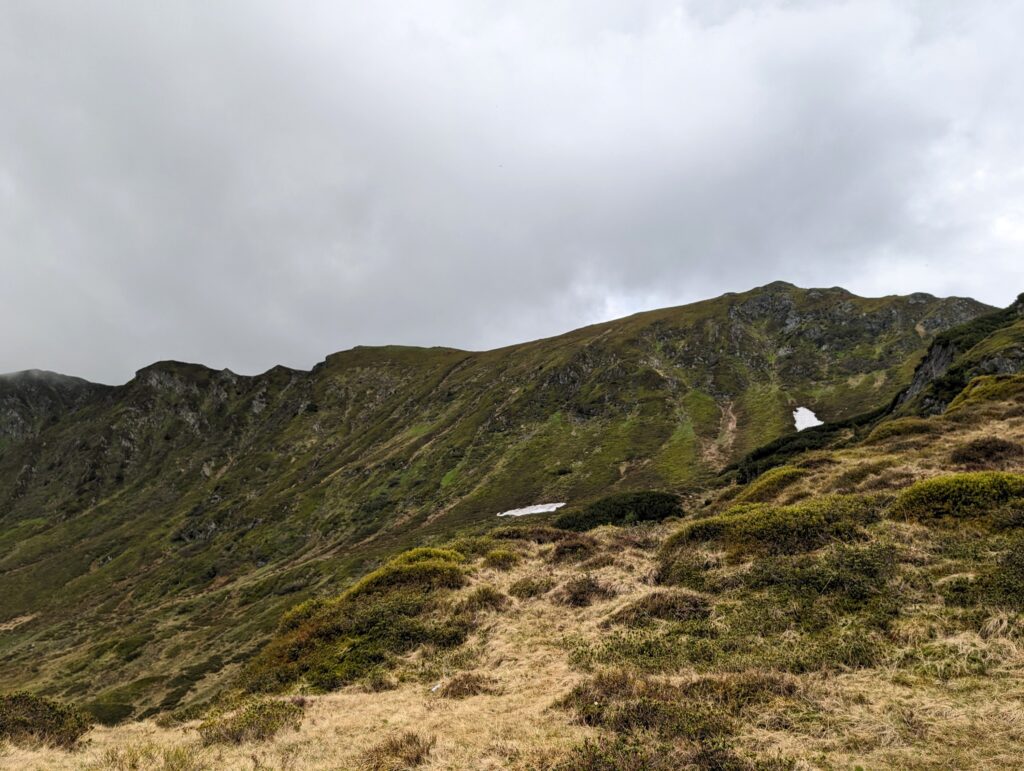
left=0, top=282, right=995, bottom=720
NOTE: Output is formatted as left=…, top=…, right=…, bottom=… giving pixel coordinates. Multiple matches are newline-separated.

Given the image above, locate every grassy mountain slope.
left=8, top=358, right=1024, bottom=768
left=0, top=283, right=989, bottom=719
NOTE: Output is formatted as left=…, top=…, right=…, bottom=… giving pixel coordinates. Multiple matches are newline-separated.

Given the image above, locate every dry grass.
left=11, top=437, right=1024, bottom=770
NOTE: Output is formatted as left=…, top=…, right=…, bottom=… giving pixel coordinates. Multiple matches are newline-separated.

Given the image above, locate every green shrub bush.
left=555, top=670, right=731, bottom=740
left=197, top=699, right=303, bottom=745
left=243, top=548, right=470, bottom=692
left=889, top=472, right=1024, bottom=522
left=864, top=418, right=937, bottom=444
left=947, top=538, right=1024, bottom=610
left=508, top=575, right=555, bottom=599
left=482, top=548, right=519, bottom=570
left=663, top=495, right=880, bottom=556
left=733, top=467, right=806, bottom=504
left=553, top=491, right=681, bottom=531
left=0, top=692, right=92, bottom=749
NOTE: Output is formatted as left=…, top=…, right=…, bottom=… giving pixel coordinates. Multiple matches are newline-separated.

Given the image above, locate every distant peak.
left=0, top=369, right=96, bottom=387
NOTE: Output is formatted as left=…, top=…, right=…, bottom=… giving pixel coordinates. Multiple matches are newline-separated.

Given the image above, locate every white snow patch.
left=793, top=406, right=824, bottom=432
left=496, top=502, right=566, bottom=518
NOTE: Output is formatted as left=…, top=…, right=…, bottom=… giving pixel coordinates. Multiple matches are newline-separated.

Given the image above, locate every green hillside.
left=0, top=282, right=989, bottom=719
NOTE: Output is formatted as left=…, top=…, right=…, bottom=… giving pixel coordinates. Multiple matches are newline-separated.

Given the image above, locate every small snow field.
left=793, top=406, right=824, bottom=431
left=496, top=502, right=566, bottom=517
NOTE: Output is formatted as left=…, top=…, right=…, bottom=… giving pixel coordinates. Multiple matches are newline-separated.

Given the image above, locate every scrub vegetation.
left=7, top=287, right=1024, bottom=769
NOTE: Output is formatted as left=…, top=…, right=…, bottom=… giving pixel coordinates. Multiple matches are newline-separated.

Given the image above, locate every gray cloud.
left=2, top=1, right=1023, bottom=383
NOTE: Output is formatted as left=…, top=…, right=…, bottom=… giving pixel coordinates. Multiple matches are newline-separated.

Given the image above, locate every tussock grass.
left=359, top=731, right=435, bottom=770
left=603, top=590, right=711, bottom=627
left=508, top=575, right=555, bottom=599
left=437, top=672, right=499, bottom=699
left=196, top=699, right=303, bottom=745
left=556, top=575, right=616, bottom=607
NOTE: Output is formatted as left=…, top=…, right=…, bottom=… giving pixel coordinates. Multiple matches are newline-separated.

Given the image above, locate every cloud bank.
left=2, top=1, right=1023, bottom=382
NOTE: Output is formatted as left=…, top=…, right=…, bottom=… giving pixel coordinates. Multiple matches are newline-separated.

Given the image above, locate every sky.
left=2, top=1, right=1024, bottom=384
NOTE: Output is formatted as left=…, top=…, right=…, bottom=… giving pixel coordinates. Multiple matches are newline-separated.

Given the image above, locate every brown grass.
left=11, top=417, right=1024, bottom=771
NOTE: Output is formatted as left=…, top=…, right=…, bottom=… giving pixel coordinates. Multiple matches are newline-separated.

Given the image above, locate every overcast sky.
left=2, top=1, right=1024, bottom=384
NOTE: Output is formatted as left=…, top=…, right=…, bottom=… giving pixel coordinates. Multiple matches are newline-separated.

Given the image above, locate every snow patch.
left=793, top=406, right=823, bottom=432
left=496, top=502, right=566, bottom=518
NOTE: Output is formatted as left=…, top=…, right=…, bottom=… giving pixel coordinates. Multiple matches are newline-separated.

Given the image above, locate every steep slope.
left=0, top=370, right=110, bottom=445
left=10, top=365, right=1024, bottom=770
left=896, top=292, right=1024, bottom=414
left=0, top=283, right=989, bottom=718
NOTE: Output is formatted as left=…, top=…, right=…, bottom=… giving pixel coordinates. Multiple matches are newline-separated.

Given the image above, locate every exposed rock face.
left=0, top=370, right=110, bottom=442
left=897, top=293, right=1024, bottom=415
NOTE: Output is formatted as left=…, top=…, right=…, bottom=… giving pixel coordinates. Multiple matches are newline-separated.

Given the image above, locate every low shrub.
left=345, top=555, right=467, bottom=599
left=361, top=731, right=436, bottom=770
left=0, top=692, right=92, bottom=749
left=733, top=467, right=806, bottom=504
left=950, top=438, right=1024, bottom=468
left=674, top=671, right=799, bottom=713
left=482, top=549, right=519, bottom=570
left=437, top=672, right=498, bottom=699
left=508, top=575, right=555, bottom=599
left=663, top=495, right=880, bottom=556
left=604, top=590, right=711, bottom=627
left=490, top=525, right=569, bottom=543
left=547, top=534, right=599, bottom=563
left=745, top=543, right=899, bottom=607
left=655, top=549, right=712, bottom=590
left=457, top=585, right=509, bottom=614
left=553, top=735, right=691, bottom=771
left=553, top=491, right=681, bottom=531
left=865, top=418, right=937, bottom=444
left=889, top=472, right=1024, bottom=523
left=243, top=548, right=471, bottom=692
left=773, top=626, right=887, bottom=673
left=830, top=459, right=898, bottom=492
left=555, top=670, right=732, bottom=740
left=197, top=699, right=303, bottom=745
left=557, top=575, right=616, bottom=607
left=948, top=538, right=1024, bottom=611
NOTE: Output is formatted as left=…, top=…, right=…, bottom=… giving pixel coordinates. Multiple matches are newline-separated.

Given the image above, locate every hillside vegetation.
left=6, top=365, right=1024, bottom=768
left=0, top=283, right=987, bottom=717
left=3, top=290, right=1024, bottom=767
